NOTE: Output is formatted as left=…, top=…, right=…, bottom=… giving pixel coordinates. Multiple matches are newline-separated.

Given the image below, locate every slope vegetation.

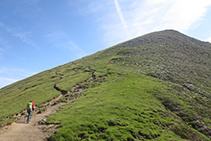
left=0, top=30, right=211, bottom=140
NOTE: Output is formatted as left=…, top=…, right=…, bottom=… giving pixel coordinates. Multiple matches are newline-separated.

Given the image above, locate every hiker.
left=26, top=100, right=36, bottom=123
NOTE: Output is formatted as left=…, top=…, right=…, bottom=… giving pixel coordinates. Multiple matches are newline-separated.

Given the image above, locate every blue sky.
left=1, top=0, right=211, bottom=88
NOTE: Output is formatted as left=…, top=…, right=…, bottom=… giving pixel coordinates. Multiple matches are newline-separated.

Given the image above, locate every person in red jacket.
left=26, top=100, right=36, bottom=123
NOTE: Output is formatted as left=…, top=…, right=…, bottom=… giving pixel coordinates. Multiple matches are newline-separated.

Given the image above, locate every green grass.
left=0, top=30, right=211, bottom=140
left=46, top=74, right=209, bottom=140
left=0, top=70, right=60, bottom=119
left=0, top=117, right=16, bottom=126
left=0, top=62, right=100, bottom=120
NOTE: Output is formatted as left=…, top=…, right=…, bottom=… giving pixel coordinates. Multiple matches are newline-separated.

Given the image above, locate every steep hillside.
left=106, top=30, right=211, bottom=93
left=0, top=30, right=211, bottom=140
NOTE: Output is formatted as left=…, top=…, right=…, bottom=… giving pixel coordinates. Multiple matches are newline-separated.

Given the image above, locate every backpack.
left=27, top=102, right=32, bottom=110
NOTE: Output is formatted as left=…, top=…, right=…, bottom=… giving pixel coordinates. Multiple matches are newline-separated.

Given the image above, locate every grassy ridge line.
left=0, top=30, right=211, bottom=139
left=0, top=70, right=59, bottom=120
left=0, top=62, right=93, bottom=122
left=0, top=69, right=106, bottom=127
left=46, top=74, right=209, bottom=140
left=0, top=47, right=110, bottom=123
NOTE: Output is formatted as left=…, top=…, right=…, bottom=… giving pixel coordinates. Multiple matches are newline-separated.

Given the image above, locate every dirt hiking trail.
left=0, top=73, right=106, bottom=141
left=0, top=101, right=62, bottom=141
left=0, top=98, right=74, bottom=141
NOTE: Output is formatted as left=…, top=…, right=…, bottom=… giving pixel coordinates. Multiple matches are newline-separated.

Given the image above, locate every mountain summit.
left=114, top=29, right=211, bottom=88
left=0, top=30, right=211, bottom=140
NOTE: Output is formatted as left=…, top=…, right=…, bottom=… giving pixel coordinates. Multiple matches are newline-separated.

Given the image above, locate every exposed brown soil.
left=0, top=73, right=106, bottom=141
left=0, top=102, right=66, bottom=141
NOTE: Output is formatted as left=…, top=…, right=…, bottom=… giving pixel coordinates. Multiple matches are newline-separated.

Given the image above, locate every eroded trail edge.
left=0, top=73, right=107, bottom=141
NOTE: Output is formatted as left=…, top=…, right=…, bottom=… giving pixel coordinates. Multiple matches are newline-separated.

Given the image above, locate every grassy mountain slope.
left=0, top=30, right=211, bottom=140
left=47, top=74, right=208, bottom=141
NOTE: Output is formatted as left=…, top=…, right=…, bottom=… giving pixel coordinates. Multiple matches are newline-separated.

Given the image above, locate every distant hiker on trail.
left=26, top=100, right=36, bottom=123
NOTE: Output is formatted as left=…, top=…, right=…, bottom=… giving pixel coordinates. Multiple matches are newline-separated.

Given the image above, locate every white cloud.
left=114, top=0, right=127, bottom=29
left=161, top=0, right=211, bottom=31
left=129, top=0, right=211, bottom=35
left=206, top=37, right=211, bottom=42
left=98, top=0, right=211, bottom=46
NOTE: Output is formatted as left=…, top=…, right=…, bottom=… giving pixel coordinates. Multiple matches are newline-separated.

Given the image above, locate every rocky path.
left=0, top=101, right=66, bottom=141
left=0, top=89, right=84, bottom=141
left=0, top=73, right=106, bottom=141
